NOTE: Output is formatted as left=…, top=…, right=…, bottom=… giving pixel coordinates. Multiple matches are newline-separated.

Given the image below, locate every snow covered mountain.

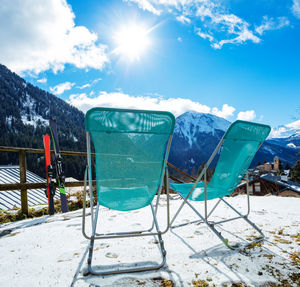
left=268, top=136, right=300, bottom=151
left=169, top=112, right=230, bottom=174
left=168, top=112, right=299, bottom=175
left=255, top=140, right=299, bottom=167
left=270, top=120, right=300, bottom=139
left=173, top=112, right=230, bottom=147
left=269, top=120, right=300, bottom=150
left=1, top=63, right=298, bottom=178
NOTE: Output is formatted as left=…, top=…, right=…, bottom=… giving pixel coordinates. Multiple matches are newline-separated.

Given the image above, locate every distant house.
left=235, top=173, right=300, bottom=197
left=0, top=165, right=59, bottom=210
left=254, top=156, right=281, bottom=175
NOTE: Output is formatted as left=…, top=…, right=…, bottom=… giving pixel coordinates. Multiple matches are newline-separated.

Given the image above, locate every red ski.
left=43, top=134, right=55, bottom=215
left=49, top=119, right=68, bottom=213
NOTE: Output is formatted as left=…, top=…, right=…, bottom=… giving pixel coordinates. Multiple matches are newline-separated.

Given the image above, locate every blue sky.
left=0, top=0, right=300, bottom=132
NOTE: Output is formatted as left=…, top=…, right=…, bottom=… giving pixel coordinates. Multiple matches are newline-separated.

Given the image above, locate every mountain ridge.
left=0, top=63, right=298, bottom=179
left=0, top=64, right=86, bottom=179
left=169, top=112, right=299, bottom=174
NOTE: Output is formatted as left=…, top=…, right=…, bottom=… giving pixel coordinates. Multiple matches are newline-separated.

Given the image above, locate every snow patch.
left=21, top=114, right=48, bottom=127
left=72, top=134, right=78, bottom=142
left=262, top=145, right=275, bottom=155
left=19, top=93, right=48, bottom=127
left=5, top=116, right=13, bottom=128
left=287, top=143, right=296, bottom=149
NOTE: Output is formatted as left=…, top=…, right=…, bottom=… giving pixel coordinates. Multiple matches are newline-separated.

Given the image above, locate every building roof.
left=260, top=174, right=300, bottom=194
left=0, top=165, right=59, bottom=210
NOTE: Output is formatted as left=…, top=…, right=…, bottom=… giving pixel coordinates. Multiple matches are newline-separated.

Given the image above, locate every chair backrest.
left=208, top=120, right=270, bottom=197
left=85, top=107, right=175, bottom=211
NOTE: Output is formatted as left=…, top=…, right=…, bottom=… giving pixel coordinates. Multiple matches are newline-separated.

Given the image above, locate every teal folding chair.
left=82, top=107, right=175, bottom=275
left=170, top=120, right=271, bottom=249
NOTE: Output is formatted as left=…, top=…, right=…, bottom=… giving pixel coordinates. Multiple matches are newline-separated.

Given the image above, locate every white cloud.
left=286, top=119, right=300, bottom=130
left=196, top=29, right=215, bottom=43
left=195, top=5, right=261, bottom=48
left=124, top=0, right=161, bottom=15
left=76, top=78, right=101, bottom=89
left=0, top=0, right=108, bottom=74
left=125, top=0, right=291, bottom=49
left=269, top=119, right=300, bottom=138
left=213, top=28, right=260, bottom=49
left=50, top=81, right=75, bottom=95
left=237, top=110, right=256, bottom=121
left=92, top=78, right=102, bottom=85
left=212, top=104, right=235, bottom=119
left=269, top=127, right=288, bottom=138
left=177, top=37, right=182, bottom=42
left=37, top=78, right=47, bottom=84
left=255, top=16, right=290, bottom=35
left=68, top=92, right=210, bottom=116
left=176, top=15, right=191, bottom=24
left=77, top=83, right=91, bottom=90
left=292, top=0, right=300, bottom=18
left=68, top=91, right=236, bottom=119
left=258, top=115, right=264, bottom=122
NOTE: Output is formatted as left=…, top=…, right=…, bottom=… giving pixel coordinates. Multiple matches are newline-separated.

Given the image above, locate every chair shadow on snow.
left=70, top=234, right=184, bottom=287
left=0, top=214, right=51, bottom=237
left=72, top=258, right=183, bottom=287
left=170, top=223, right=297, bottom=286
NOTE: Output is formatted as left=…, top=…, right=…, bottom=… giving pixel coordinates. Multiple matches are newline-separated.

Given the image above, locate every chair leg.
left=147, top=193, right=161, bottom=232
left=170, top=197, right=222, bottom=229
left=93, top=198, right=160, bottom=237
left=174, top=195, right=264, bottom=250
left=150, top=204, right=167, bottom=260
left=184, top=200, right=236, bottom=249
left=220, top=198, right=265, bottom=247
left=192, top=199, right=264, bottom=249
left=86, top=204, right=167, bottom=276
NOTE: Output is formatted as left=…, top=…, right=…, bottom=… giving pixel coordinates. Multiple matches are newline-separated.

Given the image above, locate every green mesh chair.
left=82, top=107, right=175, bottom=275
left=170, top=120, right=271, bottom=249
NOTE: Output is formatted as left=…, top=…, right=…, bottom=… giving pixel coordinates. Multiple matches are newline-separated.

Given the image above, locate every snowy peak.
left=269, top=119, right=300, bottom=149
left=169, top=111, right=299, bottom=174
left=169, top=112, right=231, bottom=173
left=174, top=112, right=231, bottom=146
left=270, top=120, right=300, bottom=139
left=176, top=112, right=231, bottom=133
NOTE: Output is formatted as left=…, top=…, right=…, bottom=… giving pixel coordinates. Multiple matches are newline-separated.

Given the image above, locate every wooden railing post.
left=19, top=150, right=28, bottom=215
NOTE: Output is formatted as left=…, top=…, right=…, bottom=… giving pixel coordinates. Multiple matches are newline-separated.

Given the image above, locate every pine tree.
left=278, top=159, right=284, bottom=175
left=290, top=161, right=300, bottom=183
left=285, top=161, right=291, bottom=170
left=0, top=63, right=86, bottom=180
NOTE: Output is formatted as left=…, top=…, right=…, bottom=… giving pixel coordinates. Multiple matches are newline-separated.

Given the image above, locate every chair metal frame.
left=170, top=136, right=265, bottom=250
left=82, top=132, right=172, bottom=275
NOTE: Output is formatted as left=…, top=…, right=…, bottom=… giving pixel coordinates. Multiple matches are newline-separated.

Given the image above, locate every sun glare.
left=113, top=24, right=151, bottom=61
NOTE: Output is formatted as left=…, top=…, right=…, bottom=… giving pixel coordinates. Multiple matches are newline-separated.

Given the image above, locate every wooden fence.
left=0, top=146, right=193, bottom=215
left=0, top=146, right=97, bottom=215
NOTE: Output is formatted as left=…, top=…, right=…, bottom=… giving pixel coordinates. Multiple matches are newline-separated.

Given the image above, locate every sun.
left=113, top=23, right=151, bottom=61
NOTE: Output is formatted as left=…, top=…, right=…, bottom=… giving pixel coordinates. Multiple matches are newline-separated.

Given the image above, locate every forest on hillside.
left=0, top=64, right=87, bottom=179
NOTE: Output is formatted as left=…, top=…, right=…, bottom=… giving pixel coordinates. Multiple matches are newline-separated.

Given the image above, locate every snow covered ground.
left=0, top=195, right=299, bottom=287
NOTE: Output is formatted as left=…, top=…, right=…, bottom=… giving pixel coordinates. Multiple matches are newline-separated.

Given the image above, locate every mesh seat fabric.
left=170, top=120, right=271, bottom=201
left=85, top=108, right=175, bottom=211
